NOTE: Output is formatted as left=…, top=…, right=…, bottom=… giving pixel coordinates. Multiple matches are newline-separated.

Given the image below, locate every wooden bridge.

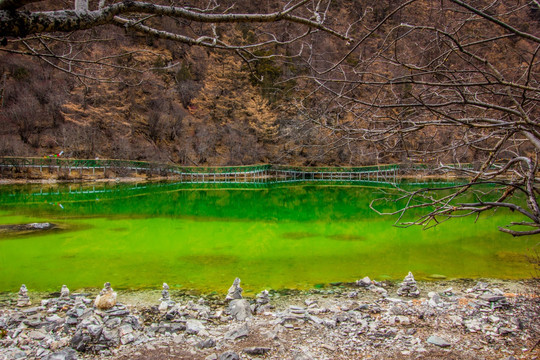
left=0, top=157, right=401, bottom=185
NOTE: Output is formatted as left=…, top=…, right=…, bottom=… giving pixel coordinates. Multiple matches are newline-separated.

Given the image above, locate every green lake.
left=0, top=181, right=536, bottom=294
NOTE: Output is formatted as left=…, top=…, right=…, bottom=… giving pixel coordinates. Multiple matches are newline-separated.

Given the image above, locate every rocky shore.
left=0, top=276, right=538, bottom=360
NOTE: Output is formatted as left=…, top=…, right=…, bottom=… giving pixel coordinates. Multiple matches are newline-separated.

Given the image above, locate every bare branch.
left=0, top=1, right=351, bottom=41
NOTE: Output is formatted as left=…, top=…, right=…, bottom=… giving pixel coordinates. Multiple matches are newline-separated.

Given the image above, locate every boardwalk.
left=0, top=157, right=400, bottom=185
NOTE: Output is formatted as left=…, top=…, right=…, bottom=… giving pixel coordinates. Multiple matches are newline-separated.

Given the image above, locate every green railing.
left=0, top=156, right=483, bottom=185
left=0, top=157, right=270, bottom=174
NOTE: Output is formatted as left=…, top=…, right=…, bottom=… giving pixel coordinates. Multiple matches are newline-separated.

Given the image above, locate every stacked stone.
left=356, top=276, right=388, bottom=297
left=467, top=282, right=508, bottom=310
left=226, top=278, right=252, bottom=321
left=254, top=290, right=272, bottom=314
left=161, top=283, right=170, bottom=301
left=397, top=272, right=420, bottom=297
left=158, top=283, right=175, bottom=311
left=40, top=285, right=76, bottom=316
left=226, top=278, right=243, bottom=300
left=256, top=290, right=269, bottom=305
left=60, top=285, right=70, bottom=299
left=17, top=284, right=31, bottom=307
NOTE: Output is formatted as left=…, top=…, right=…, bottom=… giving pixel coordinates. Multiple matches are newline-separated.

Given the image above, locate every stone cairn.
left=226, top=278, right=252, bottom=321
left=17, top=284, right=31, bottom=307
left=355, top=276, right=388, bottom=297
left=60, top=285, right=70, bottom=299
left=397, top=272, right=420, bottom=297
left=226, top=277, right=243, bottom=300
left=158, top=282, right=175, bottom=311
left=94, top=282, right=117, bottom=310
left=254, top=290, right=271, bottom=314
left=256, top=290, right=270, bottom=305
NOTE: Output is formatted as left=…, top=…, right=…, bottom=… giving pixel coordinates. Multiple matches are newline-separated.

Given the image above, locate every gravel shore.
left=1, top=277, right=538, bottom=360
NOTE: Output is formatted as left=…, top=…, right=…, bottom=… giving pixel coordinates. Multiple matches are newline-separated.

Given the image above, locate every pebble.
left=427, top=335, right=452, bottom=347
left=185, top=319, right=205, bottom=335
left=196, top=338, right=216, bottom=349
left=43, top=348, right=78, bottom=360
left=321, top=344, right=336, bottom=351
left=225, top=323, right=249, bottom=340
left=243, top=346, right=271, bottom=355
left=219, top=351, right=240, bottom=360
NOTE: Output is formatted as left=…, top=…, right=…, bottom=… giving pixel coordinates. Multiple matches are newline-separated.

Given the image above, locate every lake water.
left=0, top=181, right=536, bottom=294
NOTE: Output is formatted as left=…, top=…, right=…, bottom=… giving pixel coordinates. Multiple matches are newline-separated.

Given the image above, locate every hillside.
left=0, top=0, right=538, bottom=168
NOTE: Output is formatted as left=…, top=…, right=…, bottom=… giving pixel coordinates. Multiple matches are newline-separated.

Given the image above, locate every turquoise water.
left=0, top=181, right=536, bottom=293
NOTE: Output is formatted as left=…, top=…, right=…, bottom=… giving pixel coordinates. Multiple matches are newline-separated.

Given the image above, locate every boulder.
left=229, top=299, right=252, bottom=321
left=94, top=282, right=117, bottom=310
left=356, top=276, right=372, bottom=287
left=70, top=331, right=91, bottom=352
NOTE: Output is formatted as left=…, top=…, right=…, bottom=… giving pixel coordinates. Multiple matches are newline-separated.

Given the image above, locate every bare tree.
left=0, top=0, right=351, bottom=83
left=296, top=0, right=539, bottom=236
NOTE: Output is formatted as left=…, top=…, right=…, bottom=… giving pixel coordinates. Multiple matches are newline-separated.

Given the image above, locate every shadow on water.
left=326, top=234, right=366, bottom=241
left=282, top=232, right=318, bottom=240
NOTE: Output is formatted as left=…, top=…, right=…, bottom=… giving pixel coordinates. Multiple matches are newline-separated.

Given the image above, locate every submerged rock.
left=0, top=222, right=57, bottom=236
left=94, top=282, right=117, bottom=310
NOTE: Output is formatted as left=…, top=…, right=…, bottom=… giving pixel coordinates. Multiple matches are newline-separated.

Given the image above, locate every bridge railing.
left=0, top=156, right=487, bottom=185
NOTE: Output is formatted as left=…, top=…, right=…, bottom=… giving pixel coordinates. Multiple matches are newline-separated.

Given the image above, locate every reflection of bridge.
left=0, top=157, right=400, bottom=185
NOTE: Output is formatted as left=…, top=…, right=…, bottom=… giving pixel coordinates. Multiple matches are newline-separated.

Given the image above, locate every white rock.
left=94, top=282, right=117, bottom=310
